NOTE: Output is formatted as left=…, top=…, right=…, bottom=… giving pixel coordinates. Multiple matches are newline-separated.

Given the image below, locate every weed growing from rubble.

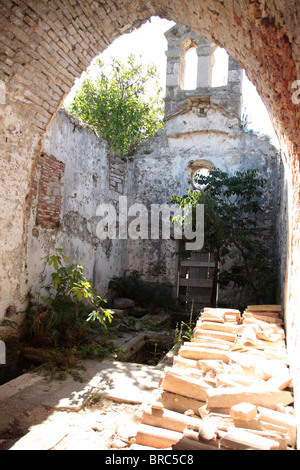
left=23, top=249, right=114, bottom=361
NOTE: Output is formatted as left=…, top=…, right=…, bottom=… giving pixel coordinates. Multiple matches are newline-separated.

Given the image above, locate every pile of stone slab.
left=132, top=306, right=297, bottom=450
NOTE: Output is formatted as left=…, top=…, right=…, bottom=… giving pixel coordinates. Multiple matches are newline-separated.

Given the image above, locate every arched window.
left=183, top=47, right=198, bottom=90
left=211, top=47, right=229, bottom=87
left=192, top=167, right=211, bottom=190
left=179, top=37, right=199, bottom=90
left=188, top=160, right=214, bottom=191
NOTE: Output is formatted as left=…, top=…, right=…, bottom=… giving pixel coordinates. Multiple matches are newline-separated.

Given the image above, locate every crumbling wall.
left=26, top=109, right=134, bottom=302
left=128, top=108, right=279, bottom=308
left=126, top=131, right=180, bottom=292
left=26, top=106, right=279, bottom=311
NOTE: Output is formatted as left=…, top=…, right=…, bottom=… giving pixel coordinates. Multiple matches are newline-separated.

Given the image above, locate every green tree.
left=65, top=54, right=164, bottom=157
left=171, top=168, right=277, bottom=304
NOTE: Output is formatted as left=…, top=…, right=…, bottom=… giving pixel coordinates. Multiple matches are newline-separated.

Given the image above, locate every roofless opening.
left=183, top=47, right=198, bottom=90
left=63, top=17, right=277, bottom=148
left=211, top=47, right=229, bottom=87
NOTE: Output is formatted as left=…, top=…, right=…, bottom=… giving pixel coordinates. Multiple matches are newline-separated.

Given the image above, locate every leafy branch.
left=43, top=248, right=113, bottom=327
left=171, top=168, right=277, bottom=303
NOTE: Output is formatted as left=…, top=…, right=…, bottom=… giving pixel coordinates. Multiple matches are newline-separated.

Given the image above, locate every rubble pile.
left=132, top=306, right=296, bottom=450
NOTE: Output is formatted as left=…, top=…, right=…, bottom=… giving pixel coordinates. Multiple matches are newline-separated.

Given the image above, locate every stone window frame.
left=187, top=159, right=214, bottom=190
left=179, top=36, right=220, bottom=91
left=179, top=36, right=199, bottom=90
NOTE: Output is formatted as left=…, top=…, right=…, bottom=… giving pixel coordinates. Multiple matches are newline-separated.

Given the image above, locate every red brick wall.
left=35, top=153, right=64, bottom=229
left=108, top=155, right=125, bottom=195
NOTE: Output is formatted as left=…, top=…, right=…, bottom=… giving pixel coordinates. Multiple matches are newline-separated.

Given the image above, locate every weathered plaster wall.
left=26, top=109, right=134, bottom=301
left=127, top=23, right=279, bottom=307
left=128, top=111, right=279, bottom=307
left=1, top=0, right=299, bottom=321
left=126, top=131, right=179, bottom=292
left=276, top=153, right=291, bottom=308
left=24, top=102, right=279, bottom=312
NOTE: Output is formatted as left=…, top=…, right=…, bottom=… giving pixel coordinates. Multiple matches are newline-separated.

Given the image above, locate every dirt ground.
left=1, top=396, right=144, bottom=450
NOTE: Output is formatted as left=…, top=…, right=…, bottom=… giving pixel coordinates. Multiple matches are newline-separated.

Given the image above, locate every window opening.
left=183, top=47, right=198, bottom=90
left=193, top=167, right=210, bottom=190
left=211, top=47, right=229, bottom=87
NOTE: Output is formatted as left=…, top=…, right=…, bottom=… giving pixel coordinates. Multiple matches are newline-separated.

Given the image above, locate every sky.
left=65, top=16, right=279, bottom=148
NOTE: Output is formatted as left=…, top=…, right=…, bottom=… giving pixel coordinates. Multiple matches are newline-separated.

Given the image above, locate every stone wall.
left=126, top=24, right=280, bottom=308
left=0, top=0, right=299, bottom=316
left=24, top=102, right=279, bottom=312
left=26, top=109, right=134, bottom=302
left=127, top=117, right=279, bottom=308
left=1, top=0, right=300, bottom=319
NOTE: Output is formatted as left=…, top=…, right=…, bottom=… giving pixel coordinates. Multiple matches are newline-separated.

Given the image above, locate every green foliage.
left=44, top=248, right=113, bottom=326
left=171, top=168, right=277, bottom=303
left=173, top=312, right=195, bottom=354
left=65, top=55, right=164, bottom=157
left=109, top=271, right=179, bottom=311
left=24, top=249, right=113, bottom=351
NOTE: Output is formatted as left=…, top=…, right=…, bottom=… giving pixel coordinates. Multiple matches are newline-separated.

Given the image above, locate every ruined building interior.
left=30, top=24, right=281, bottom=312
left=0, top=0, right=300, bottom=449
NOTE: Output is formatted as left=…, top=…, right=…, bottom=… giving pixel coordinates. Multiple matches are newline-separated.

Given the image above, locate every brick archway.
left=1, top=2, right=299, bottom=143
left=1, top=0, right=300, bottom=437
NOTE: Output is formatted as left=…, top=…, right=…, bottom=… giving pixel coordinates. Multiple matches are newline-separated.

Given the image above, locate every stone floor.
left=0, top=358, right=166, bottom=450
left=0, top=311, right=175, bottom=450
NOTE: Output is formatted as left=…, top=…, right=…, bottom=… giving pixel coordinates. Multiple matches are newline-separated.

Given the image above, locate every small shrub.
left=173, top=312, right=195, bottom=354
left=24, top=249, right=114, bottom=352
